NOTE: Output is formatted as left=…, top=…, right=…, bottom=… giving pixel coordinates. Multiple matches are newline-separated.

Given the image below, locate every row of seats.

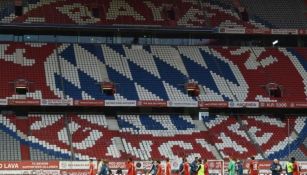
left=1, top=0, right=306, bottom=28
left=2, top=114, right=306, bottom=161
left=2, top=0, right=307, bottom=28
left=0, top=0, right=268, bottom=28
left=201, top=114, right=307, bottom=160
left=1, top=42, right=307, bottom=102
left=0, top=129, right=21, bottom=160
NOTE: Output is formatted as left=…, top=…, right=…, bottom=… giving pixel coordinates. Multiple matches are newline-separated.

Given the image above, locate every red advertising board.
left=108, top=161, right=126, bottom=169
left=137, top=100, right=167, bottom=107
left=271, top=29, right=298, bottom=35
left=0, top=160, right=305, bottom=175
left=0, top=161, right=59, bottom=170
left=7, top=99, right=40, bottom=106
left=245, top=28, right=271, bottom=35
left=218, top=27, right=307, bottom=36
left=259, top=102, right=290, bottom=108
left=5, top=98, right=307, bottom=109
left=292, top=102, right=307, bottom=108
left=260, top=101, right=307, bottom=108
left=208, top=160, right=224, bottom=175
left=73, top=100, right=105, bottom=106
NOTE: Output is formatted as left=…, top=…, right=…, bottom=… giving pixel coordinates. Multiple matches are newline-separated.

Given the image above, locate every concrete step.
left=107, top=117, right=120, bottom=131
left=194, top=120, right=207, bottom=131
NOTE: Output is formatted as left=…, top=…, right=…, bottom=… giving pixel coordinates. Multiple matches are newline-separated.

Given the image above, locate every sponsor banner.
left=298, top=162, right=307, bottom=173
left=73, top=100, right=105, bottom=106
left=199, top=101, right=228, bottom=108
left=259, top=102, right=289, bottom=108
left=292, top=102, right=307, bottom=108
left=298, top=29, right=307, bottom=35
left=0, top=170, right=60, bottom=174
left=41, top=99, right=73, bottom=106
left=7, top=99, right=40, bottom=106
left=245, top=28, right=271, bottom=35
left=271, top=29, right=298, bottom=35
left=300, top=161, right=307, bottom=169
left=219, top=27, right=246, bottom=34
left=104, top=100, right=136, bottom=107
left=0, top=99, right=7, bottom=106
left=59, top=161, right=96, bottom=170
left=208, top=160, right=224, bottom=175
left=0, top=161, right=59, bottom=170
left=108, top=161, right=126, bottom=169
left=137, top=100, right=167, bottom=107
left=60, top=170, right=91, bottom=175
left=167, top=101, right=198, bottom=107
left=0, top=161, right=304, bottom=175
left=228, top=101, right=259, bottom=108
left=134, top=161, right=144, bottom=169
left=218, top=27, right=307, bottom=36
left=171, top=159, right=181, bottom=170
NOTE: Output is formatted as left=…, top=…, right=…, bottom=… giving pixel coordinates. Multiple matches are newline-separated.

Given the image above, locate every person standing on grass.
left=166, top=158, right=172, bottom=175
left=127, top=158, right=136, bottom=175
left=228, top=157, right=236, bottom=175
left=270, top=159, right=282, bottom=175
left=236, top=160, right=243, bottom=175
left=156, top=160, right=163, bottom=175
left=89, top=159, right=95, bottom=175
left=99, top=160, right=110, bottom=175
left=148, top=160, right=157, bottom=175
left=190, top=157, right=199, bottom=175
left=248, top=157, right=258, bottom=175
left=203, top=159, right=209, bottom=175
left=196, top=158, right=204, bottom=175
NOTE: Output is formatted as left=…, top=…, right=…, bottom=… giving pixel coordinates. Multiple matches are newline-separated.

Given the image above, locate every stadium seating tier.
left=1, top=42, right=307, bottom=102
left=0, top=114, right=306, bottom=161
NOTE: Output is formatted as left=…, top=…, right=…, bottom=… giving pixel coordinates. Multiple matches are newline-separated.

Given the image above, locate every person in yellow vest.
left=286, top=159, right=294, bottom=175
left=197, top=159, right=204, bottom=175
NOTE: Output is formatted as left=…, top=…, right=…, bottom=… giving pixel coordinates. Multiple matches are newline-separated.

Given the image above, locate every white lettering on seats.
left=144, top=1, right=165, bottom=21
left=106, top=0, right=145, bottom=21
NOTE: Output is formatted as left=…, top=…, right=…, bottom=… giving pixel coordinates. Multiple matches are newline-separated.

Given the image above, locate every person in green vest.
left=286, top=158, right=294, bottom=175
left=228, top=157, right=236, bottom=175
left=197, top=158, right=204, bottom=175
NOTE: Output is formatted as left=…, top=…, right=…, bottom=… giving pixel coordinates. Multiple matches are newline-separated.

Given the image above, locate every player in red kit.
left=157, top=160, right=163, bottom=175
left=292, top=157, right=300, bottom=175
left=127, top=158, right=135, bottom=175
left=166, top=158, right=172, bottom=175
left=203, top=159, right=209, bottom=175
left=181, top=158, right=190, bottom=175
left=89, top=159, right=95, bottom=175
left=248, top=157, right=258, bottom=175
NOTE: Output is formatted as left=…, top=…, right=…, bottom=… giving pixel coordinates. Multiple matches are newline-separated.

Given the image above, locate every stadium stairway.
left=106, top=117, right=126, bottom=153
left=64, top=114, right=74, bottom=159
left=193, top=120, right=207, bottom=131
left=236, top=115, right=266, bottom=159
left=16, top=117, right=31, bottom=160
left=107, top=116, right=120, bottom=131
